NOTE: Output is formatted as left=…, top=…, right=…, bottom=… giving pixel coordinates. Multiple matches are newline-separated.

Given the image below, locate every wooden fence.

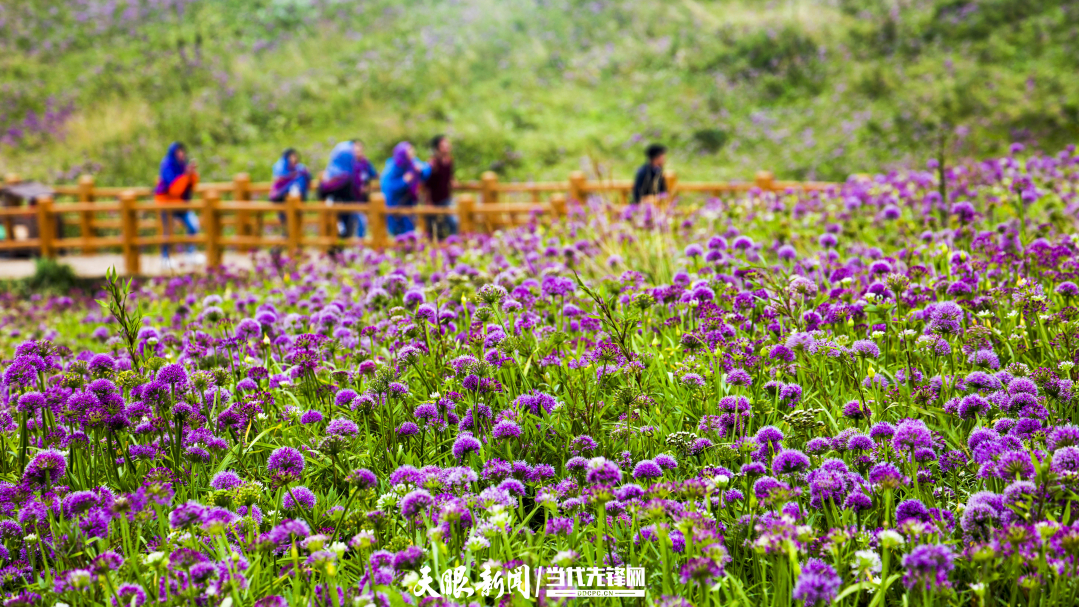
left=0, top=169, right=836, bottom=275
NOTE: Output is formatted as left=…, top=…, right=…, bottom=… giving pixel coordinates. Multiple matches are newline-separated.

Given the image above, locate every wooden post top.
left=78, top=174, right=94, bottom=185
left=4, top=174, right=20, bottom=185
left=233, top=173, right=251, bottom=184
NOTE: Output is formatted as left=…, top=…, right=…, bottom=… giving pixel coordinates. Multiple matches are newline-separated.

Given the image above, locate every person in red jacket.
left=154, top=142, right=204, bottom=267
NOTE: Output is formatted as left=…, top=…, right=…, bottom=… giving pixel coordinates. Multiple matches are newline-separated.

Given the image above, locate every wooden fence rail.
left=1, top=169, right=837, bottom=275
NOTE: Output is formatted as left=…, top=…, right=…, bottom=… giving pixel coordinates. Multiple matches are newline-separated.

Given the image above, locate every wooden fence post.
left=481, top=171, right=499, bottom=204
left=286, top=192, right=302, bottom=254
left=369, top=193, right=389, bottom=249
left=458, top=194, right=475, bottom=234
left=549, top=193, right=567, bottom=219
left=204, top=190, right=222, bottom=268
left=120, top=191, right=140, bottom=275
left=78, top=174, right=95, bottom=254
left=664, top=170, right=678, bottom=198
left=569, top=171, right=587, bottom=204
left=233, top=173, right=253, bottom=252
left=2, top=175, right=17, bottom=247
left=37, top=196, right=54, bottom=260
left=755, top=170, right=775, bottom=191
left=480, top=171, right=499, bottom=233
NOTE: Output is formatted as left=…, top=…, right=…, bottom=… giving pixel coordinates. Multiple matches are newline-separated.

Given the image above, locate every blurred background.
left=0, top=0, right=1076, bottom=185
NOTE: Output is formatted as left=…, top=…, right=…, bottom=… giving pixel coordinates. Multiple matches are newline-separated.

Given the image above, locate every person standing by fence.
left=269, top=148, right=310, bottom=232
left=631, top=143, right=668, bottom=204
left=317, top=140, right=377, bottom=238
left=154, top=142, right=204, bottom=268
left=425, top=134, right=458, bottom=239
left=381, top=141, right=431, bottom=237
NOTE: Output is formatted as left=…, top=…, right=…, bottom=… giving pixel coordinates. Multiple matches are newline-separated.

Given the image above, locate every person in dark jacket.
left=425, top=134, right=458, bottom=239
left=631, top=143, right=667, bottom=204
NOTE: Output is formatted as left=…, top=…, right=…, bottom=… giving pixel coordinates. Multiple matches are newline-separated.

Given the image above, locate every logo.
left=408, top=565, right=648, bottom=599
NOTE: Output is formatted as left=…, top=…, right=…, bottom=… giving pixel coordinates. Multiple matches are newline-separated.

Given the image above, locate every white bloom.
left=877, top=529, right=905, bottom=549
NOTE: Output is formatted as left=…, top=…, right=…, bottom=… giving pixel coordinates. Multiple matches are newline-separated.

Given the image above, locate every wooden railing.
left=1, top=169, right=837, bottom=275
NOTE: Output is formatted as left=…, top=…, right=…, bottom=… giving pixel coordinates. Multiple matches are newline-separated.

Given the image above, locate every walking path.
left=0, top=253, right=255, bottom=279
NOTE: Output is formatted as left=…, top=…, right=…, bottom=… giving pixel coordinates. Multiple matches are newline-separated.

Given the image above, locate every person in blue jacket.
left=380, top=141, right=431, bottom=236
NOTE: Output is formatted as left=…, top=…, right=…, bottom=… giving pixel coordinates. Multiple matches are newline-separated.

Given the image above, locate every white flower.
left=851, top=550, right=882, bottom=580
left=376, top=492, right=400, bottom=510
left=400, top=571, right=420, bottom=588
left=1006, top=310, right=1019, bottom=319
left=877, top=529, right=905, bottom=549
left=553, top=550, right=578, bottom=566
left=1059, top=361, right=1075, bottom=372
left=870, top=331, right=885, bottom=339
left=488, top=505, right=511, bottom=527
left=465, top=534, right=491, bottom=551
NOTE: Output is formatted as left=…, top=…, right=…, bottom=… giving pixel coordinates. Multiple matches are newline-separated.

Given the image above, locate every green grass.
left=1, top=0, right=1077, bottom=185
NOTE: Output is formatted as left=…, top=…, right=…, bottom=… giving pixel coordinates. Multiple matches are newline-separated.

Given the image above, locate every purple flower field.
left=1, top=145, right=1079, bottom=606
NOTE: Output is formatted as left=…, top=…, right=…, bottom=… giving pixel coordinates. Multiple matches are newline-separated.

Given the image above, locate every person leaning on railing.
left=381, top=141, right=431, bottom=237
left=631, top=143, right=668, bottom=204
left=317, top=140, right=378, bottom=239
left=269, top=148, right=311, bottom=234
left=154, top=142, right=205, bottom=269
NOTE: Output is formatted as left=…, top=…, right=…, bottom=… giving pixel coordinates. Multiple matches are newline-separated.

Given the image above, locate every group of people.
left=153, top=137, right=667, bottom=265
left=153, top=136, right=459, bottom=265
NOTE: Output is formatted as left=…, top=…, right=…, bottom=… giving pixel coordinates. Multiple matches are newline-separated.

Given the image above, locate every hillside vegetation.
left=1, top=0, right=1077, bottom=185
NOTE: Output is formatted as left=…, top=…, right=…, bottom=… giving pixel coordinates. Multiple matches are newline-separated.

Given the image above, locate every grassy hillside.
left=1, top=0, right=1077, bottom=186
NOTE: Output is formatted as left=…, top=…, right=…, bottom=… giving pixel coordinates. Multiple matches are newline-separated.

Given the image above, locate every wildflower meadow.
left=2, top=144, right=1079, bottom=606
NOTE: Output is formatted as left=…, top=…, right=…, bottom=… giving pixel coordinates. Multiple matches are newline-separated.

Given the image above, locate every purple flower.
left=23, top=449, right=67, bottom=487
left=570, top=434, right=598, bottom=455
left=156, top=363, right=188, bottom=386
left=772, top=449, right=810, bottom=475
left=400, top=489, right=433, bottom=518
left=546, top=516, right=574, bottom=535
left=346, top=468, right=378, bottom=489
left=393, top=545, right=425, bottom=571
left=267, top=447, right=305, bottom=478
left=896, top=498, right=931, bottom=524
left=891, top=419, right=932, bottom=454
left=632, top=460, right=664, bottom=480
left=851, top=340, right=880, bottom=359
left=452, top=434, right=482, bottom=460
left=843, top=491, right=872, bottom=512
left=396, top=422, right=420, bottom=436
left=210, top=471, right=244, bottom=490
left=868, top=463, right=904, bottom=489
left=300, top=410, right=324, bottom=424
left=584, top=457, right=623, bottom=485
left=169, top=501, right=207, bottom=529
left=327, top=418, right=359, bottom=436
left=654, top=454, right=678, bottom=469
left=283, top=486, right=316, bottom=511
left=267, top=519, right=311, bottom=545
left=61, top=491, right=101, bottom=518
left=901, top=544, right=954, bottom=591
left=793, top=558, right=841, bottom=607
left=112, top=583, right=147, bottom=607
left=492, top=419, right=522, bottom=440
